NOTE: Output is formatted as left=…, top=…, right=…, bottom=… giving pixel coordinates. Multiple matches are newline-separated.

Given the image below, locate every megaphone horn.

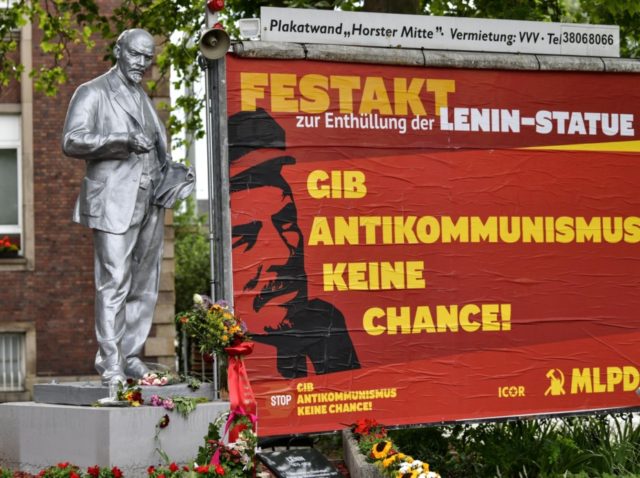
left=199, top=23, right=230, bottom=60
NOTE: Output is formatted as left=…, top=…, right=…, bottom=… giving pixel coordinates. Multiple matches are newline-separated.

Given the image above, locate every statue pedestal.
left=33, top=381, right=217, bottom=406
left=0, top=401, right=229, bottom=477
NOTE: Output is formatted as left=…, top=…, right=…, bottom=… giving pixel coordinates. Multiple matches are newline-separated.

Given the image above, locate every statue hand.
left=128, top=132, right=154, bottom=154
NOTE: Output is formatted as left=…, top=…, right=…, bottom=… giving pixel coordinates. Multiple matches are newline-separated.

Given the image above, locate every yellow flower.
left=131, top=401, right=141, bottom=407
left=222, top=335, right=228, bottom=342
left=422, top=463, right=430, bottom=472
left=223, top=312, right=232, bottom=319
left=371, top=440, right=392, bottom=459
left=382, top=454, right=399, bottom=468
left=396, top=472, right=418, bottom=478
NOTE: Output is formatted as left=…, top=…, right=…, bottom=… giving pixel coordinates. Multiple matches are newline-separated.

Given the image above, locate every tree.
left=0, top=0, right=206, bottom=155
left=2, top=0, right=638, bottom=162
left=574, top=0, right=640, bottom=57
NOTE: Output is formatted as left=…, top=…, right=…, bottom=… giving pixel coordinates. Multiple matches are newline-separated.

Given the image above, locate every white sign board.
left=260, top=7, right=620, bottom=57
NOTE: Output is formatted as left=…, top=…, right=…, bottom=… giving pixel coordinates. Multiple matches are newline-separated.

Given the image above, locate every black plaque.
left=257, top=448, right=342, bottom=478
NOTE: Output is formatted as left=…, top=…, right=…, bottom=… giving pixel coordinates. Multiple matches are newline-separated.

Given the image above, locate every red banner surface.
left=226, top=55, right=640, bottom=436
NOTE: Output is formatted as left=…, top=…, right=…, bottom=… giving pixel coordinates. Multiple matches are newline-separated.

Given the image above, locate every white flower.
left=399, top=462, right=412, bottom=473
left=193, top=294, right=203, bottom=304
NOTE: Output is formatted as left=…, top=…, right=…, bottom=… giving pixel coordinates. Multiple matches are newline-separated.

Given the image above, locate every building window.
left=0, top=115, right=21, bottom=257
left=0, top=332, right=25, bottom=391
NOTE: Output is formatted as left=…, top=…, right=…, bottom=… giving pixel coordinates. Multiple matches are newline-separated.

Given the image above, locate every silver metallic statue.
left=62, top=28, right=193, bottom=386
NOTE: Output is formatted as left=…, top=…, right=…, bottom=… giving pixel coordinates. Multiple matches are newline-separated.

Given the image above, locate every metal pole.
left=202, top=55, right=220, bottom=399
left=201, top=53, right=231, bottom=401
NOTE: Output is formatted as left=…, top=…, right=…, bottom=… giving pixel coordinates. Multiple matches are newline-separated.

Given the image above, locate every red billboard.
left=226, top=55, right=640, bottom=436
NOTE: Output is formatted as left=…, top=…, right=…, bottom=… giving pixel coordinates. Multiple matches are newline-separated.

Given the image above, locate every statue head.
left=113, top=29, right=155, bottom=85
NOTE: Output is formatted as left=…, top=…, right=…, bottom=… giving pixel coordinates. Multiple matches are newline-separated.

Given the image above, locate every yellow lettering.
left=607, top=366, right=623, bottom=392
left=427, top=79, right=455, bottom=116
left=623, top=366, right=640, bottom=391
left=363, top=307, right=386, bottom=336
left=624, top=217, right=640, bottom=243
left=323, top=262, right=347, bottom=291
left=387, top=306, right=412, bottom=335
left=307, top=170, right=330, bottom=199
left=330, top=76, right=360, bottom=114
left=271, top=73, right=298, bottom=112
left=308, top=217, right=333, bottom=246
left=360, top=77, right=393, bottom=115
left=348, top=262, right=368, bottom=290
left=299, top=74, right=330, bottom=114
left=393, top=77, right=426, bottom=116
left=571, top=368, right=592, bottom=394
left=240, top=72, right=268, bottom=111
left=412, top=306, right=436, bottom=333
left=442, top=216, right=469, bottom=242
left=575, top=217, right=602, bottom=243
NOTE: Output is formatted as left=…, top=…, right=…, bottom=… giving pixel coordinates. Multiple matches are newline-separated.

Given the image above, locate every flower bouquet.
left=177, top=295, right=249, bottom=356
left=176, top=295, right=257, bottom=443
left=36, top=463, right=123, bottom=478
left=350, top=418, right=441, bottom=478
left=193, top=413, right=257, bottom=478
left=117, top=379, right=144, bottom=407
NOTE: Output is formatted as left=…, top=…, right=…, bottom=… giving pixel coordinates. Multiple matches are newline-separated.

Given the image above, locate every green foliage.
left=196, top=414, right=225, bottom=464
left=425, top=0, right=565, bottom=22
left=576, top=0, right=640, bottom=57
left=174, top=197, right=210, bottom=313
left=0, top=467, right=12, bottom=478
left=172, top=396, right=209, bottom=417
left=389, top=414, right=640, bottom=478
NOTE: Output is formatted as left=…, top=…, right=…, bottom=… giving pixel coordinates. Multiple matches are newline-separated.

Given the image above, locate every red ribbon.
left=210, top=406, right=259, bottom=466
left=209, top=342, right=258, bottom=466
left=224, top=342, right=257, bottom=443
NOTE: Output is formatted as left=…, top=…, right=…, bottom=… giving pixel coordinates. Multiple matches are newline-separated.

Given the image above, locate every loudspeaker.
left=199, top=26, right=230, bottom=60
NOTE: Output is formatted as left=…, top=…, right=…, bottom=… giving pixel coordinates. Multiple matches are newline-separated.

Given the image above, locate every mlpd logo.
left=545, top=368, right=566, bottom=396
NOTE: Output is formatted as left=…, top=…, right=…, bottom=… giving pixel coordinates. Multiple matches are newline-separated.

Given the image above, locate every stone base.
left=34, top=381, right=216, bottom=406
left=0, top=401, right=229, bottom=477
left=341, top=429, right=383, bottom=478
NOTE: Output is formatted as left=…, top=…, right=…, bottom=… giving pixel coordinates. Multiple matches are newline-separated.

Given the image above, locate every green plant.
left=388, top=414, right=640, bottom=478
left=174, top=197, right=210, bottom=314
left=0, top=236, right=19, bottom=253
left=0, top=467, right=12, bottom=478
left=172, top=396, right=209, bottom=418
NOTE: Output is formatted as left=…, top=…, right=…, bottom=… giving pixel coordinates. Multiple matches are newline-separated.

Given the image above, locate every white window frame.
left=0, top=332, right=25, bottom=391
left=0, top=114, right=22, bottom=239
left=0, top=322, right=36, bottom=400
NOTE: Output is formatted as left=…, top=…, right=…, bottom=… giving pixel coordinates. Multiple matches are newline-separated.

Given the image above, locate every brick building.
left=0, top=9, right=177, bottom=401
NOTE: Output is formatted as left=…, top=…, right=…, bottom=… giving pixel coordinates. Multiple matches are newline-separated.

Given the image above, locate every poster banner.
left=226, top=55, right=640, bottom=436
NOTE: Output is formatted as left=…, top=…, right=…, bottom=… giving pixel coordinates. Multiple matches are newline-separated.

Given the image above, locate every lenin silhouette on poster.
left=228, top=109, right=360, bottom=379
